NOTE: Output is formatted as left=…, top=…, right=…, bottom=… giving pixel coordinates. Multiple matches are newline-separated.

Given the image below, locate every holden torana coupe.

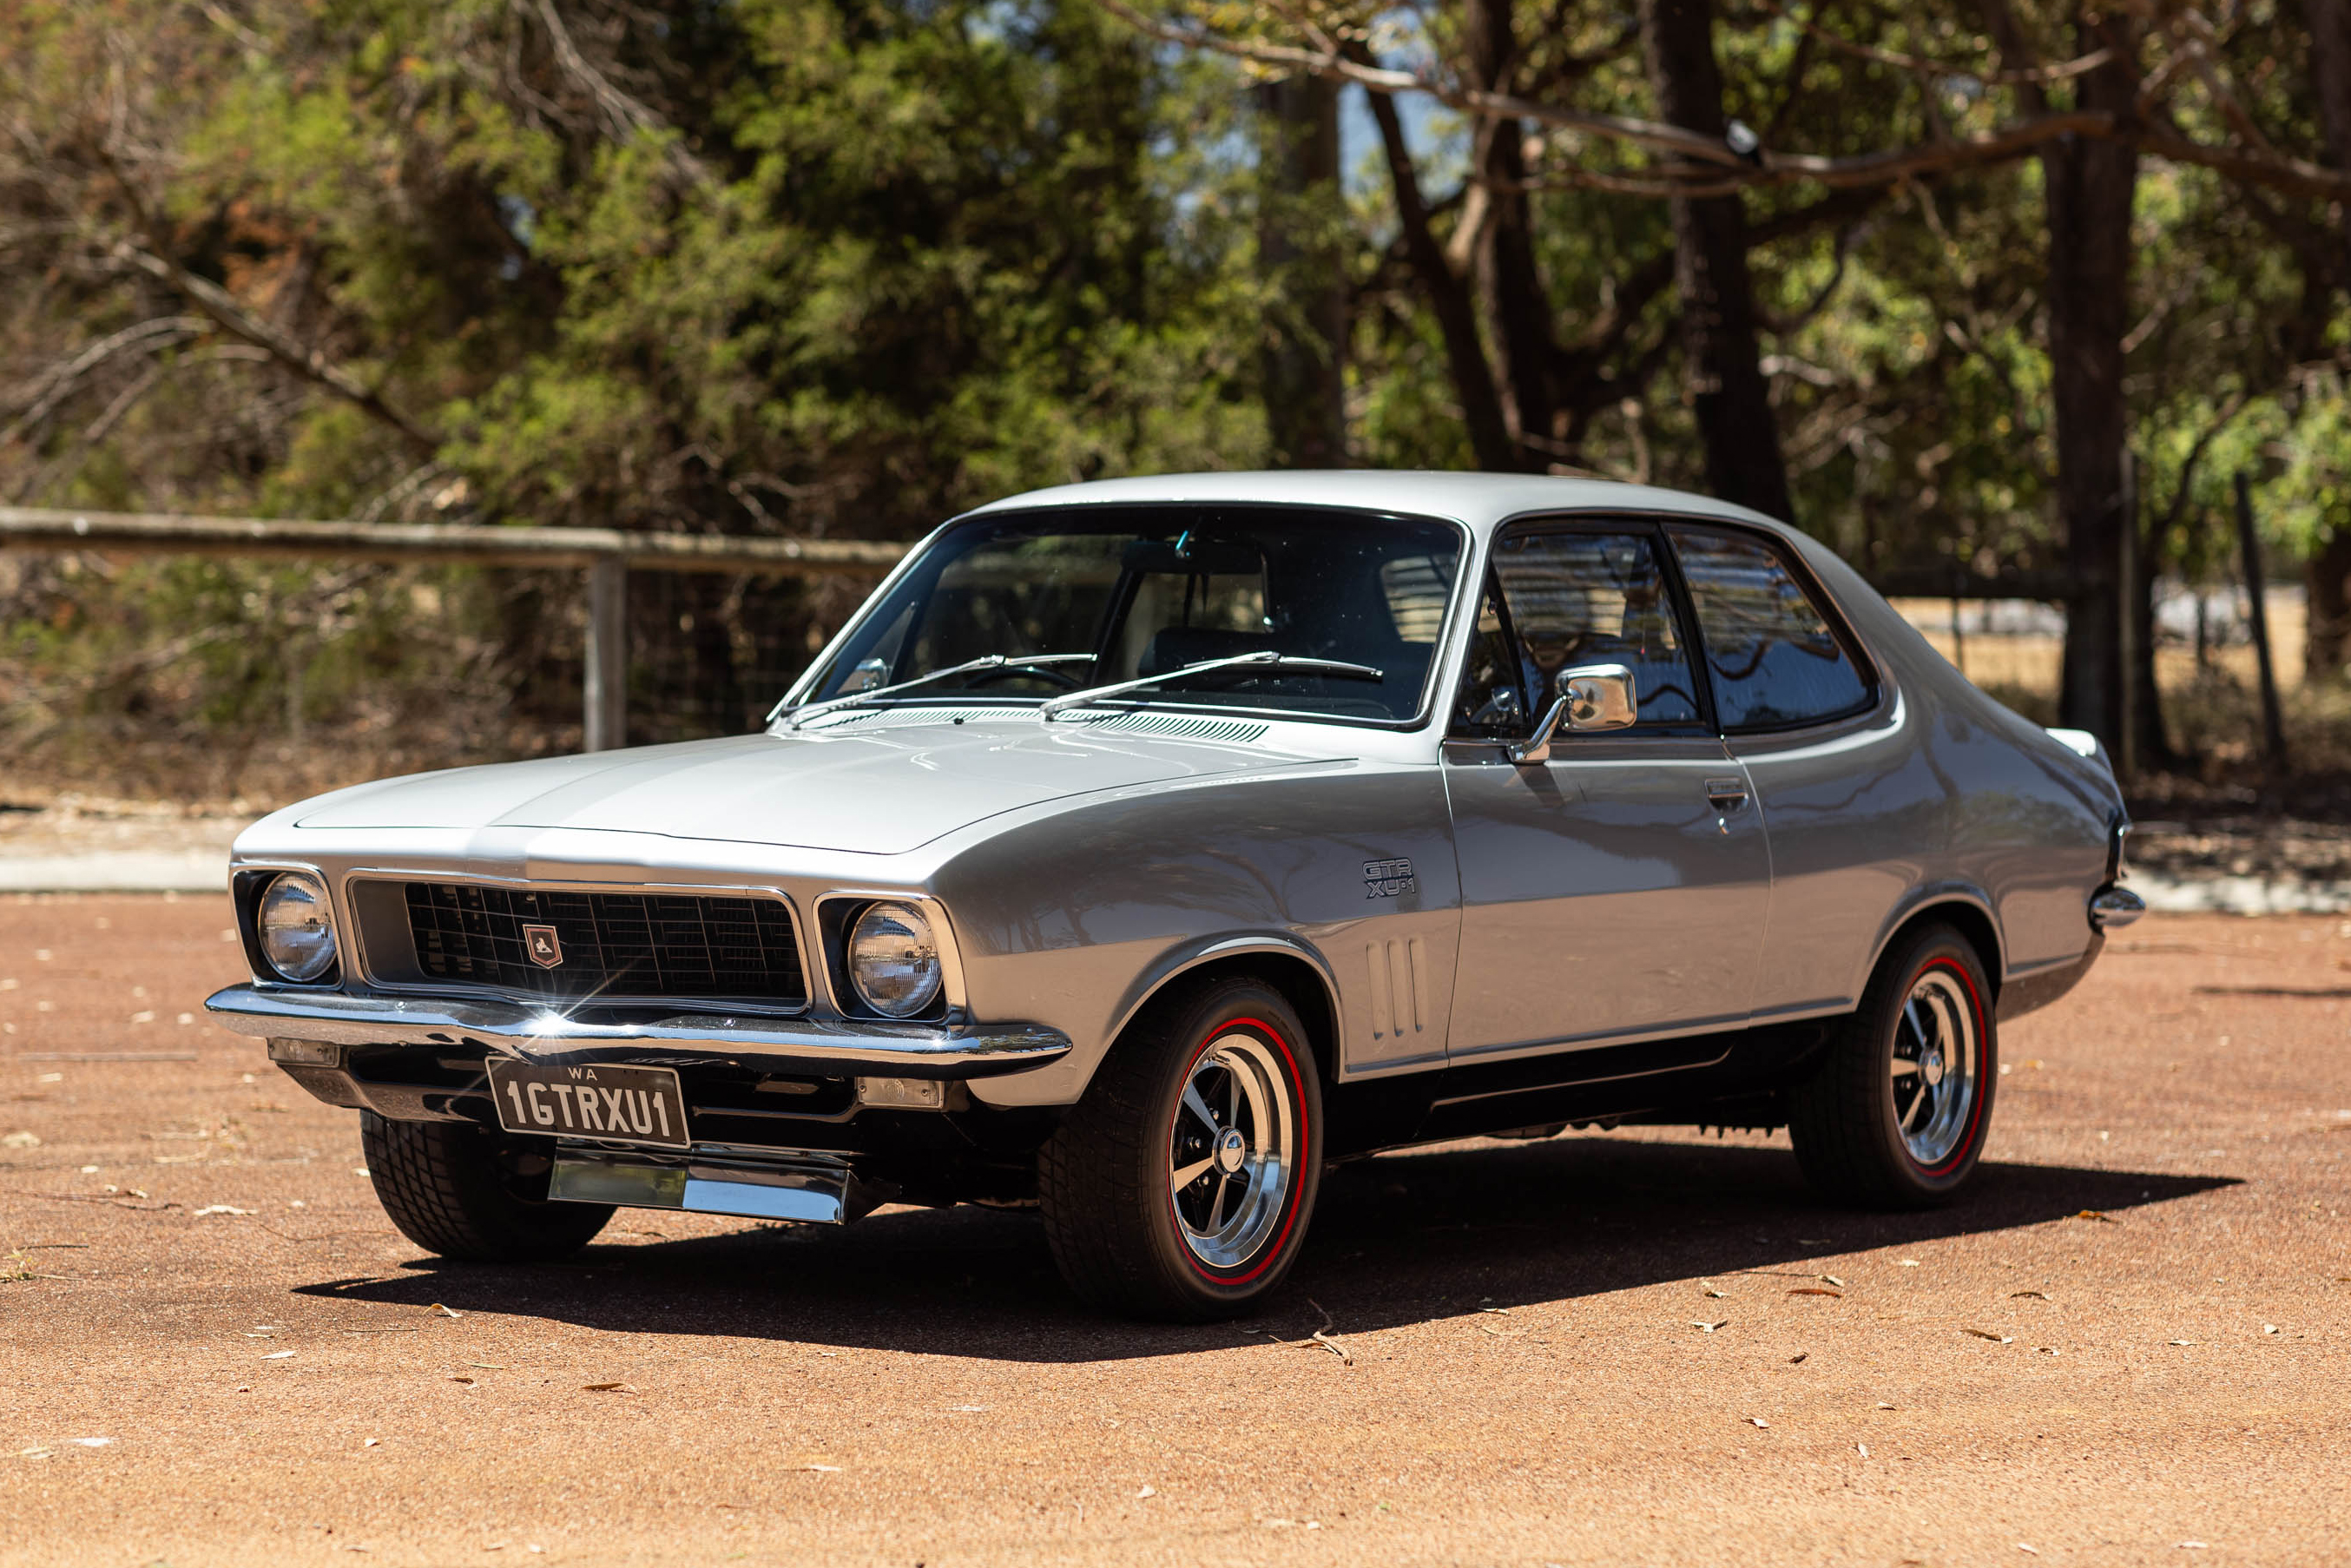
left=207, top=473, right=2141, bottom=1319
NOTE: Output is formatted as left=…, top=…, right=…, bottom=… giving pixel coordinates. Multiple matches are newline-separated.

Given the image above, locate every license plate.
left=486, top=1060, right=690, bottom=1150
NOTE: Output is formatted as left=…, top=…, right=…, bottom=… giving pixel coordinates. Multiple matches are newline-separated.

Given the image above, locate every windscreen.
left=797, top=506, right=1466, bottom=723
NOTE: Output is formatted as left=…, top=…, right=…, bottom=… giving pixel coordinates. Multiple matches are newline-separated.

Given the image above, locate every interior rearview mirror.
left=1556, top=662, right=1636, bottom=732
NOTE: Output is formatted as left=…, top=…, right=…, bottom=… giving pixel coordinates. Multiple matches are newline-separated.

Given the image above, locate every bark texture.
left=1464, top=0, right=1558, bottom=459
left=1256, top=76, right=1349, bottom=469
left=2043, top=16, right=2139, bottom=749
left=1638, top=0, right=1794, bottom=520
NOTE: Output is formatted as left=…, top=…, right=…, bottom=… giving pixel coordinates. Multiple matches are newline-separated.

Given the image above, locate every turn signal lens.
left=256, top=873, right=338, bottom=983
left=847, top=901, right=942, bottom=1018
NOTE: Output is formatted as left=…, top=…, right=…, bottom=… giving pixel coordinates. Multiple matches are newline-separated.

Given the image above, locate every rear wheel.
left=362, top=1112, right=613, bottom=1262
left=1037, top=977, right=1323, bottom=1321
left=1788, top=925, right=1996, bottom=1208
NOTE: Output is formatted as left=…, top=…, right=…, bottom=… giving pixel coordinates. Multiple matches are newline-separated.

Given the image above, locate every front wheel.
left=1037, top=977, right=1323, bottom=1321
left=362, top=1112, right=613, bottom=1262
left=1788, top=925, right=1996, bottom=1208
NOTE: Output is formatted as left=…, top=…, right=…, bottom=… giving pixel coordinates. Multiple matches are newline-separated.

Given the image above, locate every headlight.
left=255, top=873, right=338, bottom=983
left=847, top=902, right=942, bottom=1018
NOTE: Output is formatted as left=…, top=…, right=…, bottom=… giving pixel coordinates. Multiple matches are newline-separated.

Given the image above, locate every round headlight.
left=256, top=873, right=338, bottom=983
left=847, top=902, right=942, bottom=1018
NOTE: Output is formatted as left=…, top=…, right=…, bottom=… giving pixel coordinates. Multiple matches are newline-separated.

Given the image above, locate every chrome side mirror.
left=1508, top=663, right=1637, bottom=765
left=1558, top=663, right=1636, bottom=731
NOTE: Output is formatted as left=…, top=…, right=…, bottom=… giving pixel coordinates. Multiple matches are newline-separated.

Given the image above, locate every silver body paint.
left=212, top=473, right=2124, bottom=1134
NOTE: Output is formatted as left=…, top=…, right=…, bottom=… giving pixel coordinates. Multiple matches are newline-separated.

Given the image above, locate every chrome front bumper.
left=202, top=984, right=1070, bottom=1079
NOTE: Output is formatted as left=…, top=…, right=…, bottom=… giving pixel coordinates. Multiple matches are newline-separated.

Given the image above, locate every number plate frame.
left=486, top=1060, right=691, bottom=1150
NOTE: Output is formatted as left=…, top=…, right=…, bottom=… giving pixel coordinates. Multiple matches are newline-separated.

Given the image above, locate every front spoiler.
left=202, top=984, right=1070, bottom=1080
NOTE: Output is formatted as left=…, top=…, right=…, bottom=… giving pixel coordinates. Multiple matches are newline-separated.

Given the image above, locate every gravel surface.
left=3, top=896, right=2348, bottom=1565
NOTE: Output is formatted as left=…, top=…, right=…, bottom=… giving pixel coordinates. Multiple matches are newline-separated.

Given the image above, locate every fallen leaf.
left=362, top=1439, right=379, bottom=1448
left=448, top=1376, right=476, bottom=1386
left=2011, top=1290, right=2051, bottom=1300
left=69, top=1437, right=111, bottom=1447
left=192, top=1205, right=254, bottom=1217
left=429, top=1303, right=461, bottom=1319
left=582, top=1381, right=636, bottom=1393
left=2076, top=1209, right=2118, bottom=1223
left=1136, top=1485, right=1156, bottom=1499
left=2, top=1131, right=39, bottom=1149
left=2018, top=1545, right=2039, bottom=1555
left=1788, top=1287, right=1843, bottom=1298
left=1692, top=1320, right=1729, bottom=1333
left=1478, top=1305, right=1511, bottom=1316
left=1788, top=1353, right=1808, bottom=1364
left=261, top=1350, right=295, bottom=1360
left=1747, top=1416, right=1769, bottom=1428
left=1856, top=1442, right=1869, bottom=1457
left=1897, top=1259, right=1921, bottom=1268
left=1699, top=1281, right=1728, bottom=1298
left=18, top=1447, right=52, bottom=1459
left=469, top=1362, right=507, bottom=1370
left=1819, top=1275, right=1845, bottom=1288
left=2179, top=1543, right=2208, bottom=1551
left=2170, top=1340, right=2197, bottom=1347
left=798, top=1464, right=842, bottom=1473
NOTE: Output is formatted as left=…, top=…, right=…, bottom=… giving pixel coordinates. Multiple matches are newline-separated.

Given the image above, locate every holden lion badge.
left=524, top=925, right=563, bottom=968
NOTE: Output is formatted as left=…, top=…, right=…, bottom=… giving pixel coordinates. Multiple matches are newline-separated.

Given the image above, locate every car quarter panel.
left=1788, top=540, right=2120, bottom=1003
left=932, top=762, right=1461, bottom=1107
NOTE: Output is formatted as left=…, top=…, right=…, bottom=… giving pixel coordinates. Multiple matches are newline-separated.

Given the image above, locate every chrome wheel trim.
left=1888, top=968, right=1979, bottom=1167
left=1168, top=1032, right=1296, bottom=1270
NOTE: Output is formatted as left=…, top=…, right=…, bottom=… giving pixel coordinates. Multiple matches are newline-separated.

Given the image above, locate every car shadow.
left=293, top=1136, right=2238, bottom=1362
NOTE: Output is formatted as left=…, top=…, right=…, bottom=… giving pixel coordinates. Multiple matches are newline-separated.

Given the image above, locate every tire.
left=1037, top=977, right=1324, bottom=1321
left=362, top=1111, right=614, bottom=1262
left=1788, top=924, right=1997, bottom=1209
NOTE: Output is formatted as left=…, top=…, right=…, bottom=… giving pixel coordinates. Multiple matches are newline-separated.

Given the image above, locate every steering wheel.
left=963, top=662, right=1090, bottom=690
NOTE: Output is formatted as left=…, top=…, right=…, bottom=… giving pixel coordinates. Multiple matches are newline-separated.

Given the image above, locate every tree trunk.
left=1638, top=0, right=1794, bottom=521
left=2308, top=526, right=2351, bottom=676
left=1256, top=76, right=1348, bottom=469
left=2298, top=0, right=2351, bottom=680
left=2304, top=0, right=2351, bottom=248
left=2041, top=12, right=2140, bottom=751
left=1362, top=82, right=1519, bottom=471
left=1464, top=0, right=1558, bottom=459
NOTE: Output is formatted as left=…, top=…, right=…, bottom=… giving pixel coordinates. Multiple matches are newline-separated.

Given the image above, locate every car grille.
left=401, top=882, right=807, bottom=1007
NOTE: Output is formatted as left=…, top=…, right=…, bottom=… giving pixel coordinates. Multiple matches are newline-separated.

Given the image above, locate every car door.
left=1663, top=524, right=1938, bottom=1019
left=1441, top=522, right=1772, bottom=1063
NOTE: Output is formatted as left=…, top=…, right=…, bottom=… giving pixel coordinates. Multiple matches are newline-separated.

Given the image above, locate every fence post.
left=2233, top=471, right=2288, bottom=769
left=585, top=555, right=628, bottom=751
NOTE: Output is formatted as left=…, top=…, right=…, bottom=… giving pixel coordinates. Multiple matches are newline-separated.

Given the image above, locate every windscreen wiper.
left=1038, top=649, right=1384, bottom=721
left=772, top=653, right=1095, bottom=729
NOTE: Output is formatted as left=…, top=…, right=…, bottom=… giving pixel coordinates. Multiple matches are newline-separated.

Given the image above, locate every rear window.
left=1666, top=527, right=1873, bottom=731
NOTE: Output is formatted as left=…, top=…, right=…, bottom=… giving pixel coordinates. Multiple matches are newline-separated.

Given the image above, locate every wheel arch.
left=1867, top=891, right=2005, bottom=999
left=1101, top=936, right=1341, bottom=1086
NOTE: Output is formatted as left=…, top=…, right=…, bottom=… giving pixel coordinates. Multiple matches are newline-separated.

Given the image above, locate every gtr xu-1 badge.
left=1363, top=858, right=1416, bottom=899
left=524, top=924, right=563, bottom=967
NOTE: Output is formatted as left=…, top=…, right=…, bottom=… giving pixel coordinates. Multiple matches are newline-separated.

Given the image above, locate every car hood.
left=293, top=721, right=1311, bottom=855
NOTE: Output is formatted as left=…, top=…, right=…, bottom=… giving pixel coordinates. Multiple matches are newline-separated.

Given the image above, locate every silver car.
left=207, top=473, right=2141, bottom=1319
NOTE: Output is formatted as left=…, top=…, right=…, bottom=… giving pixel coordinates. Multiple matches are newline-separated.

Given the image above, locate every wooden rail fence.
left=0, top=505, right=907, bottom=750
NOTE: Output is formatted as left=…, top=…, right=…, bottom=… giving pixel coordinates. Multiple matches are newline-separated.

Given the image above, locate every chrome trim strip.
left=204, top=984, right=1067, bottom=1078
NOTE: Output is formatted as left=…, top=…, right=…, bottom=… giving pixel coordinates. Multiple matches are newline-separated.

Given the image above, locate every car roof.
left=958, top=471, right=1791, bottom=542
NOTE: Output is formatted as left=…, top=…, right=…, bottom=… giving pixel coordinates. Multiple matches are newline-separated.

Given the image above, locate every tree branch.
left=1096, top=1, right=2351, bottom=204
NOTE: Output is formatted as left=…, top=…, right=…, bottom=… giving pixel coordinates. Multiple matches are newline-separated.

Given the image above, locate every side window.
left=1450, top=579, right=1525, bottom=735
left=1667, top=526, right=1872, bottom=731
left=1457, top=530, right=1702, bottom=733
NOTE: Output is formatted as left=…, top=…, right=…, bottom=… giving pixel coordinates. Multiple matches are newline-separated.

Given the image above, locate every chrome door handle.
left=1705, top=778, right=1748, bottom=811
